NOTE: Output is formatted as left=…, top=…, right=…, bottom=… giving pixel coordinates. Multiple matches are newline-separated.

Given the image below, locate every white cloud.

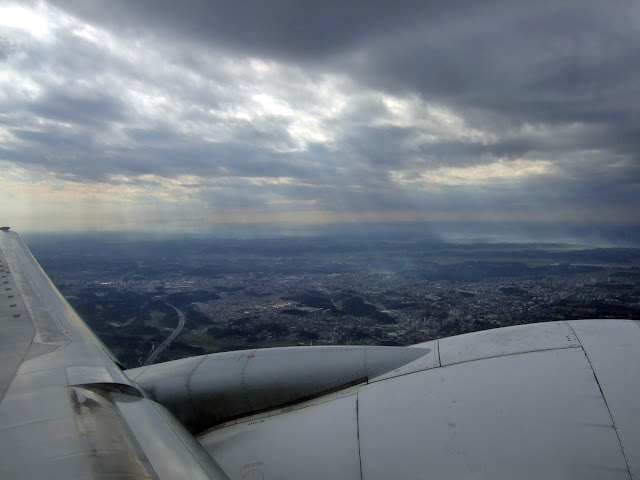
left=392, top=159, right=556, bottom=187
left=0, top=2, right=57, bottom=42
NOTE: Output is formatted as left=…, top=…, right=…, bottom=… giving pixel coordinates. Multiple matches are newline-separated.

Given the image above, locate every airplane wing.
left=1, top=227, right=639, bottom=479
left=0, top=228, right=229, bottom=479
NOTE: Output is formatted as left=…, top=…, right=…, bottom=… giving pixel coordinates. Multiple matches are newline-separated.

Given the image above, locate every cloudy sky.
left=1, top=0, right=639, bottom=240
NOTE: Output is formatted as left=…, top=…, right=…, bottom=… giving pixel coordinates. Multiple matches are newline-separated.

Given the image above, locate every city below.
left=26, top=234, right=640, bottom=368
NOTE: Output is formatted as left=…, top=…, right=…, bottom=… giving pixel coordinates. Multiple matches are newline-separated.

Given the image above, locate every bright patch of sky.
left=392, top=159, right=555, bottom=187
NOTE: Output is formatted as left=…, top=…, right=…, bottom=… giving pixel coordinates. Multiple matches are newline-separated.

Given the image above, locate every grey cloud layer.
left=2, top=0, right=639, bottom=232
left=57, top=0, right=640, bottom=119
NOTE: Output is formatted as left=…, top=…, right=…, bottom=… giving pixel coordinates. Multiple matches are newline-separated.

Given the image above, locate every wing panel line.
left=564, top=321, right=632, bottom=480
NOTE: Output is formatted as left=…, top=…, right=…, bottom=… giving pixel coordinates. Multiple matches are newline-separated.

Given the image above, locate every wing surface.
left=198, top=320, right=640, bottom=480
left=0, top=229, right=228, bottom=479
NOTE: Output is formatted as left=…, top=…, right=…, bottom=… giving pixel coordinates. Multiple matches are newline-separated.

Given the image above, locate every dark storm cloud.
left=55, top=0, right=640, bottom=115
left=51, top=0, right=454, bottom=60
left=347, top=1, right=640, bottom=121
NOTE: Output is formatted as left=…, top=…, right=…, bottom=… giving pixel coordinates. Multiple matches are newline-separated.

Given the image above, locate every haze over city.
left=1, top=0, right=639, bottom=244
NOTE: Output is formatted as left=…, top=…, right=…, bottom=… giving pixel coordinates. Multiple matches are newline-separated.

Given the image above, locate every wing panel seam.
left=564, top=321, right=632, bottom=479
left=356, top=392, right=364, bottom=480
left=240, top=350, right=257, bottom=411
left=441, top=344, right=581, bottom=367
left=187, top=355, right=209, bottom=428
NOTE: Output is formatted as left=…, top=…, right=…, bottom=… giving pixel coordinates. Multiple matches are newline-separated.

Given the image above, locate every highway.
left=143, top=303, right=186, bottom=365
left=117, top=270, right=187, bottom=366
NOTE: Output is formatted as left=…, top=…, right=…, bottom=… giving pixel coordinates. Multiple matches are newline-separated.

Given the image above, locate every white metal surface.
left=200, top=392, right=361, bottom=480
left=0, top=245, right=33, bottom=402
left=66, top=365, right=117, bottom=385
left=439, top=320, right=580, bottom=366
left=358, top=347, right=629, bottom=479
left=569, top=320, right=640, bottom=478
left=115, top=394, right=229, bottom=480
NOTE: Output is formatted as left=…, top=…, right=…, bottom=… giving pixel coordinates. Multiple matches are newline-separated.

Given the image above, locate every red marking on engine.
left=248, top=355, right=255, bottom=358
